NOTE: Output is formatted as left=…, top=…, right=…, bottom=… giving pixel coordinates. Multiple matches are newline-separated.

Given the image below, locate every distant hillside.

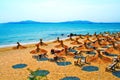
left=60, top=20, right=94, bottom=24
left=5, top=20, right=44, bottom=24
left=2, top=20, right=120, bottom=24
left=3, top=20, right=94, bottom=24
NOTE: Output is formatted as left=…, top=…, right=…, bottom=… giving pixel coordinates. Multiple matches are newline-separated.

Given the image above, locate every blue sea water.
left=0, top=23, right=120, bottom=47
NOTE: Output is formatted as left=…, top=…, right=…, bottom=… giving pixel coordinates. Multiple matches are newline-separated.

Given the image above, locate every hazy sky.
left=0, top=0, right=120, bottom=23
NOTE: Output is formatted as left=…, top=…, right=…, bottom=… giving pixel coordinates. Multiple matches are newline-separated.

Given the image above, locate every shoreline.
left=0, top=37, right=69, bottom=48
left=0, top=37, right=70, bottom=52
left=0, top=32, right=120, bottom=80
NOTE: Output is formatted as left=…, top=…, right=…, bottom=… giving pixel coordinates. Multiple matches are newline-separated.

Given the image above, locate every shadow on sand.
left=33, top=70, right=50, bottom=76
left=82, top=66, right=99, bottom=72
left=112, top=71, right=120, bottom=78
left=12, top=64, right=27, bottom=69
left=37, top=57, right=48, bottom=61
left=60, top=76, right=80, bottom=80
left=56, top=61, right=72, bottom=66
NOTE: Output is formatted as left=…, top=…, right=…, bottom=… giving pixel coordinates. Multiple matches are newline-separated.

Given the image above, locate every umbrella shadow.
left=112, top=71, right=120, bottom=78
left=60, top=76, right=80, bottom=80
left=12, top=64, right=27, bottom=69
left=82, top=66, right=99, bottom=72
left=56, top=61, right=72, bottom=66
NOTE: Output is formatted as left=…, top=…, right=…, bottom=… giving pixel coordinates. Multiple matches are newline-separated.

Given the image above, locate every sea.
left=0, top=23, right=120, bottom=48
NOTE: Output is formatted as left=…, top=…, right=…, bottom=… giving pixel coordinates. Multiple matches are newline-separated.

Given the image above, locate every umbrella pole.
left=19, top=52, right=22, bottom=64
left=64, top=60, right=67, bottom=77
left=98, top=61, right=101, bottom=80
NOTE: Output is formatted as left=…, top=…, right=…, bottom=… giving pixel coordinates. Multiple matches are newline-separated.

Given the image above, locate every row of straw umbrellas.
left=28, top=32, right=120, bottom=64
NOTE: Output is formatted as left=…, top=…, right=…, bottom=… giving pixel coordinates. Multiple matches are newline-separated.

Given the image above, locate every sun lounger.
left=105, top=55, right=120, bottom=72
left=48, top=56, right=66, bottom=62
left=74, top=57, right=90, bottom=67
left=105, top=62, right=117, bottom=72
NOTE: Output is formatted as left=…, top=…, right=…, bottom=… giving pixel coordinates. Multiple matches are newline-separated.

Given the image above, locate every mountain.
left=2, top=20, right=120, bottom=24
left=60, top=20, right=94, bottom=24
left=5, top=20, right=43, bottom=24
left=3, top=20, right=94, bottom=24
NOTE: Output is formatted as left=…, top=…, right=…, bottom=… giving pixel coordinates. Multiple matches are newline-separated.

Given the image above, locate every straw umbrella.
left=105, top=41, right=120, bottom=54
left=13, top=42, right=27, bottom=49
left=70, top=37, right=82, bottom=45
left=65, top=33, right=74, bottom=41
left=30, top=44, right=48, bottom=59
left=75, top=42, right=94, bottom=52
left=79, top=34, right=84, bottom=39
left=39, top=39, right=47, bottom=46
left=87, top=50, right=112, bottom=64
left=54, top=40, right=69, bottom=56
left=53, top=37, right=61, bottom=43
left=55, top=40, right=68, bottom=48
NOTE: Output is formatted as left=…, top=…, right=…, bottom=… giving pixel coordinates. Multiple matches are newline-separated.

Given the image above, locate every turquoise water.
left=0, top=23, right=120, bottom=47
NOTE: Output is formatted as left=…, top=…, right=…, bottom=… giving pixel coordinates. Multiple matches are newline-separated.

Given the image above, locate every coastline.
left=0, top=37, right=69, bottom=52
left=0, top=33, right=120, bottom=80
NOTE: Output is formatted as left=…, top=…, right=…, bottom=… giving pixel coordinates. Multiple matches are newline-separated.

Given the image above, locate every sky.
left=0, top=0, right=120, bottom=23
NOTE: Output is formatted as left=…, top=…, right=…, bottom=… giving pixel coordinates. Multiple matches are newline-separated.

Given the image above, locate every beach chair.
left=105, top=56, right=120, bottom=72
left=48, top=56, right=66, bottom=62
left=105, top=62, right=117, bottom=72
left=57, top=56, right=66, bottom=62
left=74, top=58, right=85, bottom=67
left=74, top=57, right=90, bottom=67
left=38, top=53, right=48, bottom=59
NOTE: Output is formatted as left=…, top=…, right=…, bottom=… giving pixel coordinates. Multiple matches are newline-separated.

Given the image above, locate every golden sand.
left=0, top=37, right=120, bottom=80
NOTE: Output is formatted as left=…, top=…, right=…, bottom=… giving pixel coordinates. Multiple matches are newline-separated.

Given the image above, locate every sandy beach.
left=0, top=34, right=120, bottom=80
left=1, top=0, right=120, bottom=80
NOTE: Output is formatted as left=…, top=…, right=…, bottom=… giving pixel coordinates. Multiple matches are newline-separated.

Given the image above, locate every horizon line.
left=1, top=20, right=120, bottom=24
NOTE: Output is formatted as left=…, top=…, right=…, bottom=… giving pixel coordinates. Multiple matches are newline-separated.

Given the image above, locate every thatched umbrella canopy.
left=87, top=50, right=112, bottom=64
left=105, top=47, right=120, bottom=54
left=70, top=38, right=83, bottom=45
left=114, top=36, right=120, bottom=41
left=90, top=40, right=101, bottom=48
left=13, top=42, right=27, bottom=49
left=53, top=37, right=61, bottom=43
left=30, top=44, right=48, bottom=55
left=30, top=48, right=48, bottom=55
left=84, top=36, right=92, bottom=43
left=105, top=41, right=120, bottom=54
left=74, top=42, right=94, bottom=52
left=54, top=40, right=68, bottom=48
left=79, top=34, right=85, bottom=39
left=39, top=39, right=48, bottom=46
